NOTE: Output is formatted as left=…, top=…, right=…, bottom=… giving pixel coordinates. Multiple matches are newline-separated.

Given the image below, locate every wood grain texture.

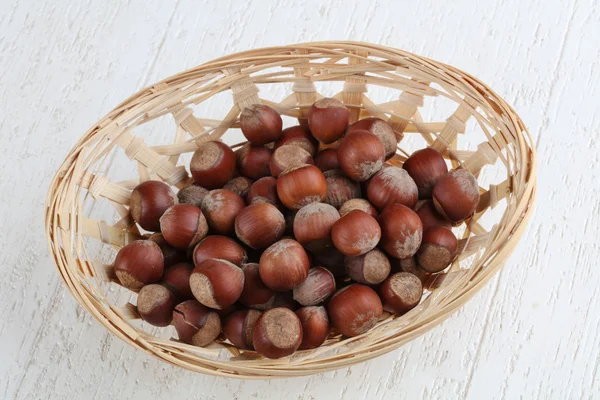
left=1, top=0, right=598, bottom=398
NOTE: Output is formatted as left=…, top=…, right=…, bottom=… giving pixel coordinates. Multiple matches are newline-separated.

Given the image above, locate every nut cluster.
left=112, top=100, right=479, bottom=359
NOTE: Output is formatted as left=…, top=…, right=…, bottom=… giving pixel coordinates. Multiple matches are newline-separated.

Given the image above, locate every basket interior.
left=45, top=42, right=535, bottom=378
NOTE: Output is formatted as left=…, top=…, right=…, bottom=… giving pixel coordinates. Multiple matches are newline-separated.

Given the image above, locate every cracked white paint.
left=1, top=0, right=599, bottom=399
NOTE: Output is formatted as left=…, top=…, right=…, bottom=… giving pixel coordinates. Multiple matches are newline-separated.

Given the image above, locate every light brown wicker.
left=45, top=41, right=536, bottom=378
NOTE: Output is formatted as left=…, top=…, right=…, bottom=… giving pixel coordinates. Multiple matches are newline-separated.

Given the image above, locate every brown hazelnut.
left=331, top=210, right=381, bottom=256
left=239, top=263, right=276, bottom=310
left=200, top=189, right=246, bottom=235
left=403, top=148, right=449, bottom=198
left=223, top=309, right=262, bottom=350
left=296, top=306, right=330, bottom=349
left=432, top=169, right=480, bottom=223
left=240, top=104, right=283, bottom=145
left=367, top=165, right=418, bottom=210
left=292, top=267, right=336, bottom=306
left=177, top=185, right=209, bottom=208
left=130, top=180, right=177, bottom=231
left=190, top=259, right=244, bottom=309
left=339, top=198, right=379, bottom=218
left=161, top=262, right=194, bottom=301
left=293, top=202, right=340, bottom=251
left=417, top=227, right=457, bottom=272
left=223, top=177, right=254, bottom=198
left=269, top=145, right=314, bottom=177
left=148, top=233, right=186, bottom=267
left=392, top=256, right=431, bottom=284
left=380, top=272, right=423, bottom=314
left=276, top=164, right=327, bottom=210
left=274, top=125, right=318, bottom=156
left=173, top=300, right=221, bottom=347
left=337, top=130, right=385, bottom=181
left=323, top=169, right=361, bottom=208
left=253, top=308, right=303, bottom=359
left=190, top=141, right=236, bottom=189
left=114, top=240, right=164, bottom=290
left=259, top=239, right=310, bottom=291
left=308, top=98, right=349, bottom=144
left=314, top=148, right=340, bottom=172
left=344, top=249, right=391, bottom=285
left=237, top=144, right=272, bottom=179
left=379, top=203, right=423, bottom=259
left=348, top=117, right=397, bottom=159
left=247, top=176, right=280, bottom=207
left=235, top=203, right=285, bottom=249
left=192, top=235, right=247, bottom=267
left=414, top=200, right=452, bottom=232
left=328, top=284, right=382, bottom=337
left=159, top=204, right=208, bottom=249
left=136, top=284, right=176, bottom=326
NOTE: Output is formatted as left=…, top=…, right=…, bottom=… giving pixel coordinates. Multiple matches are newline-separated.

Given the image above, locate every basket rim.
left=45, top=40, right=537, bottom=378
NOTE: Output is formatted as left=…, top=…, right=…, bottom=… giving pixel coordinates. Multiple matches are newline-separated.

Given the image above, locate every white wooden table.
left=1, top=0, right=598, bottom=398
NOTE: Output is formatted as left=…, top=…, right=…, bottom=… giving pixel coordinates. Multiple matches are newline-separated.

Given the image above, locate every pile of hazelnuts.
left=112, top=98, right=480, bottom=359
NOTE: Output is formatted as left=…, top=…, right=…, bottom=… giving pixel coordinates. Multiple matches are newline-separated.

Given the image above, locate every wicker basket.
left=45, top=41, right=536, bottom=378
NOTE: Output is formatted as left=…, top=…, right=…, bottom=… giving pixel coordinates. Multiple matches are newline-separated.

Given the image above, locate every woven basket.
left=45, top=41, right=536, bottom=378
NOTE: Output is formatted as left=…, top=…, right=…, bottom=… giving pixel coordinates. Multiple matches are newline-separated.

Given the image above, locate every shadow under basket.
left=45, top=41, right=536, bottom=378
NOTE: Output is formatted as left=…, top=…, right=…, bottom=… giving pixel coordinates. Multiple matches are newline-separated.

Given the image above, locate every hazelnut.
left=223, top=177, right=254, bottom=198
left=259, top=239, right=310, bottom=291
left=130, top=180, right=177, bottom=231
left=314, top=148, right=340, bottom=172
left=190, top=141, right=236, bottom=189
left=417, top=227, right=458, bottom=272
left=379, top=203, right=423, bottom=259
left=323, top=169, right=361, bottom=208
left=348, top=117, right=397, bottom=159
left=237, top=144, right=272, bottom=179
left=308, top=98, right=349, bottom=144
left=235, top=203, right=285, bottom=249
left=239, top=263, right=276, bottom=310
left=192, top=235, right=247, bottom=267
left=159, top=204, right=208, bottom=249
left=200, top=189, right=246, bottom=235
left=337, top=130, right=385, bottom=181
left=269, top=145, right=314, bottom=177
left=380, top=272, right=423, bottom=314
left=161, top=262, right=194, bottom=301
left=293, top=202, right=340, bottom=251
left=331, top=210, right=381, bottom=256
left=247, top=176, right=280, bottom=207
left=276, top=164, right=327, bottom=210
left=177, top=185, right=209, bottom=208
left=392, top=257, right=431, bottom=285
left=292, top=267, right=336, bottom=306
left=190, top=259, right=245, bottom=309
left=136, top=284, right=176, bottom=326
left=148, top=233, right=186, bottom=267
left=239, top=104, right=283, bottom=145
left=113, top=240, right=164, bottom=290
left=414, top=200, right=452, bottom=232
left=403, top=148, right=449, bottom=198
left=223, top=309, right=262, bottom=350
left=296, top=306, right=330, bottom=349
left=344, top=249, right=391, bottom=285
left=274, top=125, right=318, bottom=156
left=339, top=198, right=379, bottom=218
left=173, top=300, right=221, bottom=347
left=328, top=284, right=382, bottom=337
left=432, top=169, right=480, bottom=223
left=253, top=308, right=303, bottom=359
left=367, top=165, right=418, bottom=210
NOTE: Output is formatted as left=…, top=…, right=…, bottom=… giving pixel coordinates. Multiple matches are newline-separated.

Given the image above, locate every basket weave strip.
left=45, top=41, right=536, bottom=378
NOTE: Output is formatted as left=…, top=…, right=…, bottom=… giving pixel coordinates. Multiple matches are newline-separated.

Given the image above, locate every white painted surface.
left=0, top=0, right=598, bottom=398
